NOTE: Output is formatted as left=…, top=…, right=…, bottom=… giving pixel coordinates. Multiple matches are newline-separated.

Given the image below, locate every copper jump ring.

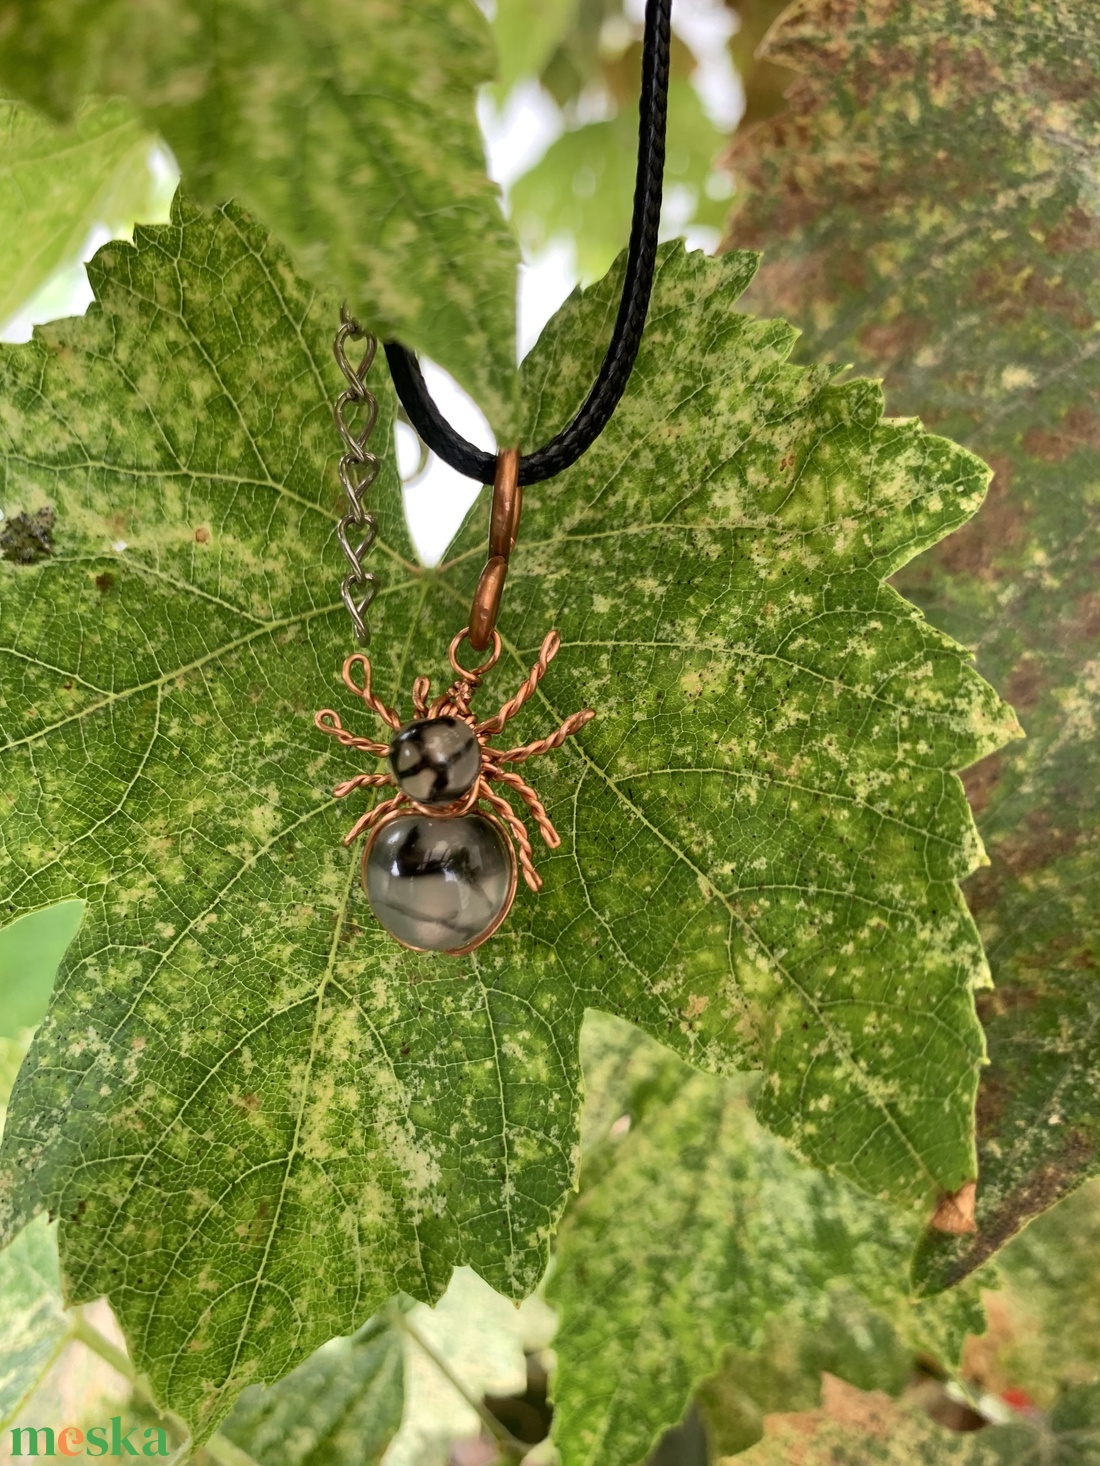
left=448, top=627, right=503, bottom=683
left=469, top=448, right=521, bottom=650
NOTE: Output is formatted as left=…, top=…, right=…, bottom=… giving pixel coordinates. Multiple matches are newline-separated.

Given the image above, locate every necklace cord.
left=383, top=0, right=672, bottom=487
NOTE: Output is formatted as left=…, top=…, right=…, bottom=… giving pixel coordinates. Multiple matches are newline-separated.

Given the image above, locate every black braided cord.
left=383, top=0, right=672, bottom=486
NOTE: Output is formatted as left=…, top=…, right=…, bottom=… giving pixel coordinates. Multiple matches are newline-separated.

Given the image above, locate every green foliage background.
left=0, top=0, right=1097, bottom=1462
left=0, top=0, right=522, bottom=435
left=725, top=0, right=1100, bottom=1290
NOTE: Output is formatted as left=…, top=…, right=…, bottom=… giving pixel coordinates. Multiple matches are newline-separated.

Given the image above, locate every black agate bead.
left=364, top=814, right=514, bottom=952
left=388, top=716, right=480, bottom=806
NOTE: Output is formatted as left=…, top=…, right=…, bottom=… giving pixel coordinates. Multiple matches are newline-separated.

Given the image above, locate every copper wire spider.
left=314, top=628, right=594, bottom=891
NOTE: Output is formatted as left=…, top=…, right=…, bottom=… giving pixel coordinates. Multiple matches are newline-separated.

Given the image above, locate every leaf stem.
left=68, top=1312, right=260, bottom=1466
left=196, top=1434, right=266, bottom=1466
left=389, top=1305, right=528, bottom=1459
left=68, top=1311, right=137, bottom=1382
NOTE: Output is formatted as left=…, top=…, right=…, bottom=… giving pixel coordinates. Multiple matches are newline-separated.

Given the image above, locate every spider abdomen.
left=389, top=716, right=481, bottom=805
left=364, top=813, right=515, bottom=954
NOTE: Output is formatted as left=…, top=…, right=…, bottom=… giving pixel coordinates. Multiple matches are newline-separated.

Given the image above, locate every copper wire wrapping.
left=315, top=627, right=594, bottom=893
left=469, top=448, right=522, bottom=651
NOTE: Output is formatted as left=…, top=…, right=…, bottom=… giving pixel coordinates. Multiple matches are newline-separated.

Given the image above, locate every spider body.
left=315, top=628, right=594, bottom=955
left=388, top=716, right=481, bottom=805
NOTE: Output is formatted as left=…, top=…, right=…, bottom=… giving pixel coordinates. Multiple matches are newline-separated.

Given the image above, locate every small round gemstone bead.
left=388, top=717, right=481, bottom=806
left=364, top=814, right=514, bottom=952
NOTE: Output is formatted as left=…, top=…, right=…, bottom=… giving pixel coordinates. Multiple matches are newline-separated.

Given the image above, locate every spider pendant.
left=314, top=628, right=594, bottom=955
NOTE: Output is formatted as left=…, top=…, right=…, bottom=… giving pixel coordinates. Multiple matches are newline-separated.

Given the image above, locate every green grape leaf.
left=695, top=1298, right=924, bottom=1462
left=510, top=77, right=728, bottom=281
left=0, top=1214, right=67, bottom=1432
left=0, top=920, right=97, bottom=1433
left=221, top=1315, right=404, bottom=1466
left=548, top=1013, right=983, bottom=1466
left=0, top=1030, right=68, bottom=1432
left=0, top=901, right=85, bottom=1038
left=221, top=1266, right=554, bottom=1466
left=0, top=0, right=520, bottom=436
left=0, top=199, right=1012, bottom=1437
left=731, top=1375, right=1100, bottom=1466
left=0, top=98, right=167, bottom=330
left=724, top=0, right=1100, bottom=1289
left=962, top=1179, right=1100, bottom=1410
left=491, top=0, right=578, bottom=92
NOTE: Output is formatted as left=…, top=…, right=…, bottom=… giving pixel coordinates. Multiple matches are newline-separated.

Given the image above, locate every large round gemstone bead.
left=388, top=717, right=480, bottom=806
left=364, top=814, right=514, bottom=952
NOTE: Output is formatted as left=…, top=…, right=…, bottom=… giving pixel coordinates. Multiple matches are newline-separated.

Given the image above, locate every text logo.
left=9, top=1419, right=170, bottom=1457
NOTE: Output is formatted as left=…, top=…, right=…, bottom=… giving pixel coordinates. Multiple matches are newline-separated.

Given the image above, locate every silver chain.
left=332, top=306, right=380, bottom=644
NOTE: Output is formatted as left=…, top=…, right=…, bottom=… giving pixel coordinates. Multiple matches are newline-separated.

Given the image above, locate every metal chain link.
left=332, top=306, right=381, bottom=644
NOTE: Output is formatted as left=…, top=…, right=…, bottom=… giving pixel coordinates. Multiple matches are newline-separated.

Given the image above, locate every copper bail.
left=469, top=447, right=522, bottom=650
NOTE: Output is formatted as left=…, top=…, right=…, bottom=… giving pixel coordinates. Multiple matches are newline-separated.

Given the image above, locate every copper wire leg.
left=476, top=630, right=562, bottom=735
left=411, top=676, right=431, bottom=719
left=314, top=709, right=391, bottom=757
left=496, top=707, right=595, bottom=765
left=480, top=784, right=542, bottom=892
left=487, top=766, right=561, bottom=849
left=342, top=653, right=402, bottom=730
left=333, top=771, right=393, bottom=799
left=344, top=792, right=405, bottom=848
